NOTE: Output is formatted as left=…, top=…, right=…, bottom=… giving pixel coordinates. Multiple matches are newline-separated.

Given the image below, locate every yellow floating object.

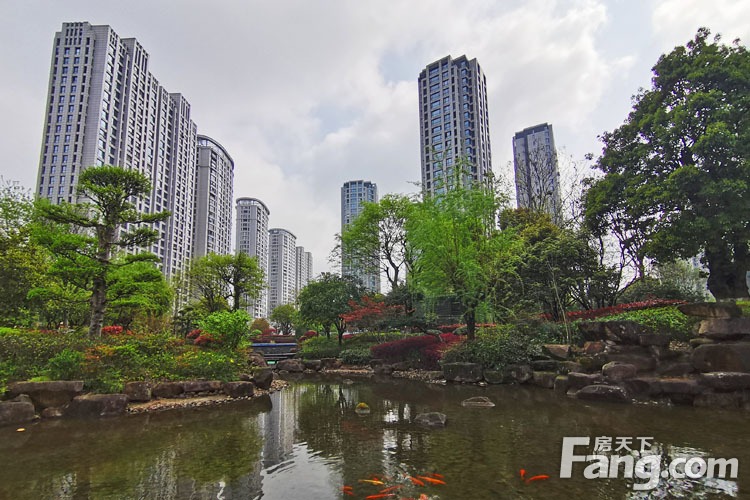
left=16, top=428, right=26, bottom=432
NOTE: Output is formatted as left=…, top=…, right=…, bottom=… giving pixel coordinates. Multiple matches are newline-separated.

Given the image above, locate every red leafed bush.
left=341, top=296, right=406, bottom=331
left=300, top=330, right=318, bottom=342
left=193, top=333, right=217, bottom=347
left=545, top=299, right=687, bottom=322
left=101, top=325, right=124, bottom=336
left=186, top=329, right=202, bottom=340
left=262, top=328, right=277, bottom=335
left=370, top=333, right=463, bottom=369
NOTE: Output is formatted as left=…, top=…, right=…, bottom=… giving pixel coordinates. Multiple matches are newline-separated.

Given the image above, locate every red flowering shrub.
left=300, top=330, right=318, bottom=342
left=101, top=325, right=124, bottom=336
left=193, top=333, right=217, bottom=347
left=341, top=296, right=406, bottom=331
left=544, top=299, right=687, bottom=322
left=370, top=333, right=463, bottom=369
left=186, top=329, right=202, bottom=340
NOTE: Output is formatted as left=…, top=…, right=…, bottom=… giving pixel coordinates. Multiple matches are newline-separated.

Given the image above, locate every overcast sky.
left=1, top=0, right=748, bottom=277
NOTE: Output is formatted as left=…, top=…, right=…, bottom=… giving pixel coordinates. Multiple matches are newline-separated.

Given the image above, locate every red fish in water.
left=364, top=494, right=395, bottom=500
left=520, top=469, right=526, bottom=480
left=407, top=476, right=425, bottom=487
left=359, top=479, right=386, bottom=486
left=380, top=485, right=403, bottom=493
left=343, top=491, right=355, bottom=497
left=428, top=472, right=444, bottom=479
left=526, top=474, right=550, bottom=483
left=416, top=476, right=446, bottom=485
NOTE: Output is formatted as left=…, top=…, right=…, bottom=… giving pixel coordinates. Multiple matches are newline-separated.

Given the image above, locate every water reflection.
left=0, top=378, right=747, bottom=499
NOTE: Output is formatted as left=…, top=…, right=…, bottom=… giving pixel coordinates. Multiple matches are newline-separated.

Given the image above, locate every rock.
left=223, top=381, right=255, bottom=398
left=414, top=412, right=447, bottom=428
left=123, top=381, right=152, bottom=402
left=605, top=353, right=657, bottom=372
left=461, top=396, right=495, bottom=408
left=577, top=354, right=607, bottom=372
left=320, top=358, right=342, bottom=370
left=606, top=345, right=650, bottom=355
left=369, top=359, right=386, bottom=368
left=303, top=359, right=322, bottom=371
left=531, top=371, right=557, bottom=389
left=699, top=372, right=750, bottom=392
left=578, top=322, right=608, bottom=342
left=542, top=344, right=570, bottom=360
left=694, top=392, right=741, bottom=409
left=558, top=361, right=584, bottom=374
left=639, top=334, right=671, bottom=347
left=41, top=407, right=64, bottom=419
left=391, top=361, right=412, bottom=371
left=567, top=372, right=603, bottom=390
left=374, top=365, right=393, bottom=376
left=659, top=378, right=704, bottom=395
left=442, top=362, right=483, bottom=383
left=182, top=380, right=223, bottom=393
left=698, top=318, right=750, bottom=341
left=10, top=394, right=33, bottom=405
left=482, top=370, right=505, bottom=384
left=152, top=382, right=184, bottom=398
left=648, top=346, right=681, bottom=360
left=602, top=362, right=637, bottom=382
left=678, top=302, right=742, bottom=318
left=554, top=376, right=569, bottom=394
left=582, top=341, right=606, bottom=355
left=0, top=401, right=35, bottom=426
left=622, top=377, right=662, bottom=397
left=576, top=385, right=630, bottom=403
left=692, top=343, right=750, bottom=373
left=248, top=351, right=268, bottom=367
left=6, top=380, right=84, bottom=410
left=275, top=359, right=305, bottom=372
left=66, top=394, right=128, bottom=417
left=601, top=321, right=649, bottom=344
left=690, top=338, right=716, bottom=348
left=657, top=361, right=695, bottom=377
left=252, top=368, right=274, bottom=390
left=503, top=364, right=533, bottom=384
left=239, top=373, right=253, bottom=382
left=531, top=359, right=558, bottom=371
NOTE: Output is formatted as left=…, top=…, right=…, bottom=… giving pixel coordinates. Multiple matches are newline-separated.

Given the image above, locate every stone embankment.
left=0, top=367, right=283, bottom=427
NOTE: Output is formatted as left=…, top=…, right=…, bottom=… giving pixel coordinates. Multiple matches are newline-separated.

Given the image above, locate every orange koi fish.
left=380, top=485, right=403, bottom=493
left=418, top=495, right=430, bottom=500
left=428, top=472, right=444, bottom=479
left=342, top=486, right=353, bottom=491
left=526, top=474, right=550, bottom=483
left=364, top=494, right=395, bottom=500
left=416, top=476, right=446, bottom=485
left=408, top=476, right=425, bottom=487
left=359, top=479, right=386, bottom=486
left=520, top=469, right=526, bottom=480
left=343, top=491, right=355, bottom=497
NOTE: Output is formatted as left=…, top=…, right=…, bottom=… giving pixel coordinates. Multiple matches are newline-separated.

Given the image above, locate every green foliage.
left=592, top=306, right=697, bottom=342
left=197, top=310, right=251, bottom=350
left=584, top=29, right=750, bottom=299
left=298, top=335, right=341, bottom=359
left=339, top=347, right=372, bottom=365
left=189, top=252, right=265, bottom=312
left=250, top=318, right=270, bottom=332
left=44, top=348, right=86, bottom=380
left=441, top=326, right=540, bottom=371
left=106, top=259, right=173, bottom=328
left=172, top=350, right=243, bottom=382
left=297, top=273, right=364, bottom=343
left=343, top=331, right=406, bottom=347
left=270, top=304, right=297, bottom=334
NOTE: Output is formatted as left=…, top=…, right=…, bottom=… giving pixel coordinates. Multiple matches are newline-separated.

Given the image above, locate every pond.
left=1, top=375, right=748, bottom=499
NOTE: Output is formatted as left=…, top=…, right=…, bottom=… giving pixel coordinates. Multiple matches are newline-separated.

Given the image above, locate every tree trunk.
left=706, top=248, right=750, bottom=300
left=464, top=308, right=476, bottom=340
left=89, top=274, right=107, bottom=337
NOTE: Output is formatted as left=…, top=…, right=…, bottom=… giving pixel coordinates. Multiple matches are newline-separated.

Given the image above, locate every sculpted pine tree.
left=37, top=166, right=171, bottom=337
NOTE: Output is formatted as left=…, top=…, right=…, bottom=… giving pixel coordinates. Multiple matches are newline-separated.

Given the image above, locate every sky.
left=1, top=0, right=749, bottom=278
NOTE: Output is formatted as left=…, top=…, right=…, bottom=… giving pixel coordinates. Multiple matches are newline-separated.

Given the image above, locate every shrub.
left=370, top=333, right=461, bottom=370
left=197, top=310, right=251, bottom=350
left=172, top=350, right=243, bottom=381
left=344, top=331, right=404, bottom=347
left=298, top=335, right=340, bottom=359
left=45, top=349, right=86, bottom=380
left=441, top=328, right=537, bottom=371
left=588, top=306, right=697, bottom=342
left=102, top=325, right=124, bottom=336
left=339, top=347, right=372, bottom=365
left=550, top=299, right=686, bottom=322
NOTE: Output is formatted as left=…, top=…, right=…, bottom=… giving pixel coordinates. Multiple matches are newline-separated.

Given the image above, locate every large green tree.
left=189, top=252, right=265, bottom=312
left=585, top=29, right=750, bottom=299
left=270, top=304, right=297, bottom=335
left=106, top=259, right=173, bottom=328
left=406, top=169, right=520, bottom=339
left=36, top=165, right=171, bottom=336
left=297, top=273, right=364, bottom=344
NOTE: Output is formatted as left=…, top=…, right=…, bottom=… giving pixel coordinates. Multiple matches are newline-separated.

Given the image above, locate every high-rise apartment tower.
left=194, top=135, right=234, bottom=258
left=36, top=22, right=197, bottom=278
left=236, top=198, right=270, bottom=318
left=513, top=123, right=561, bottom=223
left=268, top=228, right=297, bottom=313
left=341, top=180, right=380, bottom=293
left=418, top=55, right=492, bottom=195
left=295, top=246, right=313, bottom=295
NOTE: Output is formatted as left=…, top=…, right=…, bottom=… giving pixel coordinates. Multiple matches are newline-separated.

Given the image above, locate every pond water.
left=1, top=375, right=748, bottom=499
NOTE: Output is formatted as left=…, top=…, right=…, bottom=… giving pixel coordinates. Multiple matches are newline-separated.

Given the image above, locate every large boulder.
left=582, top=341, right=606, bottom=355
left=576, top=385, right=630, bottom=403
left=0, top=401, right=36, bottom=426
left=223, top=381, right=255, bottom=398
left=542, top=344, right=570, bottom=360
left=578, top=322, right=607, bottom=342
left=622, top=377, right=662, bottom=397
left=303, top=359, right=322, bottom=371
left=123, top=382, right=152, bottom=402
left=531, top=371, right=557, bottom=389
left=152, top=382, right=184, bottom=398
left=678, top=302, right=741, bottom=318
left=414, top=412, right=447, bottom=428
left=567, top=372, right=603, bottom=391
left=66, top=394, right=128, bottom=417
left=657, top=361, right=695, bottom=377
left=502, top=364, right=533, bottom=384
left=601, top=321, right=649, bottom=344
left=442, top=362, right=483, bottom=383
left=252, top=368, right=274, bottom=390
left=461, top=396, right=495, bottom=408
left=531, top=359, right=558, bottom=371
left=482, top=370, right=505, bottom=384
left=639, top=334, right=671, bottom=347
left=698, top=372, right=750, bottom=392
left=275, top=359, right=305, bottom=372
left=320, top=358, right=342, bottom=370
left=6, top=380, right=84, bottom=410
left=602, top=362, right=637, bottom=382
left=698, top=318, right=750, bottom=341
left=182, top=380, right=223, bottom=393
left=692, top=343, right=750, bottom=373
left=248, top=351, right=268, bottom=367
left=605, top=353, right=656, bottom=373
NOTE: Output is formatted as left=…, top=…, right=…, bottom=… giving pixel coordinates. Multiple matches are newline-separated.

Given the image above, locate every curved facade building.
left=194, top=135, right=234, bottom=257
left=236, top=198, right=270, bottom=318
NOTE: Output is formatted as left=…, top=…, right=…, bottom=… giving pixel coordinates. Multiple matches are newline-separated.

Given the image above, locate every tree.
left=340, top=295, right=405, bottom=332
left=270, top=304, right=297, bottom=335
left=197, top=310, right=251, bottom=350
left=585, top=29, right=750, bottom=299
left=297, top=273, right=364, bottom=344
left=36, top=166, right=171, bottom=336
left=406, top=167, right=520, bottom=339
left=106, top=259, right=173, bottom=329
left=189, top=252, right=265, bottom=312
left=0, top=180, right=48, bottom=326
left=339, top=194, right=414, bottom=289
